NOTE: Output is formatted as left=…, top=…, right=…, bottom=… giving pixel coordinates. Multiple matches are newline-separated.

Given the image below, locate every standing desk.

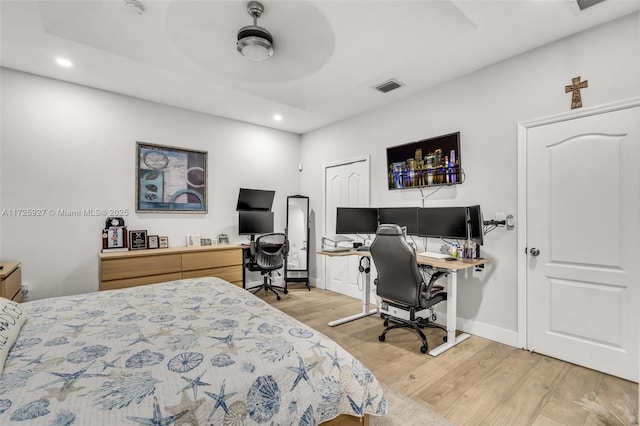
left=318, top=249, right=489, bottom=356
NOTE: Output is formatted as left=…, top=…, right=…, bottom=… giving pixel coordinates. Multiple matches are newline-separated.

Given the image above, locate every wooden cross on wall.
left=565, top=76, right=588, bottom=109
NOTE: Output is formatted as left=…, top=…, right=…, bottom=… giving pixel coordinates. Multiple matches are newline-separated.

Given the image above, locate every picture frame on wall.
left=158, top=236, right=169, bottom=248
left=136, top=142, right=208, bottom=213
left=129, top=230, right=148, bottom=250
left=147, top=235, right=159, bottom=249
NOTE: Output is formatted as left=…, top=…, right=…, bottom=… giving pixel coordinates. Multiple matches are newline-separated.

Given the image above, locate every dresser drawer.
left=182, top=248, right=241, bottom=271
left=181, top=265, right=242, bottom=282
left=99, top=272, right=183, bottom=291
left=100, top=254, right=182, bottom=281
left=2, top=266, right=21, bottom=301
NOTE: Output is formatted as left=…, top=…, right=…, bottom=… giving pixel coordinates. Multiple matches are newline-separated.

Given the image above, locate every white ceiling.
left=1, top=0, right=638, bottom=134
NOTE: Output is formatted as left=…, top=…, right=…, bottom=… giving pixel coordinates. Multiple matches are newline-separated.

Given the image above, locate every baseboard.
left=432, top=309, right=519, bottom=348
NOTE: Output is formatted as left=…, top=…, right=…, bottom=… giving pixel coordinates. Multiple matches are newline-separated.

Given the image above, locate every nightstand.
left=0, top=261, right=22, bottom=302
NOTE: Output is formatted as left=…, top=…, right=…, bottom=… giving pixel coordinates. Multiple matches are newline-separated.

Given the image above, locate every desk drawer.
left=2, top=267, right=21, bottom=301
left=101, top=254, right=182, bottom=281
left=182, top=248, right=241, bottom=271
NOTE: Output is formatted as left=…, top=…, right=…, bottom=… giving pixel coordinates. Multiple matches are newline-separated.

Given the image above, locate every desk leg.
left=428, top=271, right=471, bottom=356
left=328, top=262, right=378, bottom=327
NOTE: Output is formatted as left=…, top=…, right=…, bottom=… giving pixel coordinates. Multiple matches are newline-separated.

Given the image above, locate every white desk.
left=318, top=249, right=489, bottom=356
left=317, top=249, right=378, bottom=326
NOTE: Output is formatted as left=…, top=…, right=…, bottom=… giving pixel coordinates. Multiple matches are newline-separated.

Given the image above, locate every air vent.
left=374, top=79, right=404, bottom=93
left=573, top=0, right=606, bottom=11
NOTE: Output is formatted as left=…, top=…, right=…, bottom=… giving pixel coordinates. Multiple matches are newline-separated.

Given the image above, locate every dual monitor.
left=237, top=188, right=275, bottom=235
left=337, top=205, right=483, bottom=245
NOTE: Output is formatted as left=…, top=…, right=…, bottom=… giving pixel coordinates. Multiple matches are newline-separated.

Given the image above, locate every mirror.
left=285, top=195, right=310, bottom=290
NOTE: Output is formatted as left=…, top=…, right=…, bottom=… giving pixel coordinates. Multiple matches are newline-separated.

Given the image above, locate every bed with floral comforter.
left=0, top=277, right=386, bottom=425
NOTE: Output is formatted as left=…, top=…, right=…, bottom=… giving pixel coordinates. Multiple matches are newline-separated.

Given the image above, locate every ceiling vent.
left=374, top=79, right=404, bottom=94
left=572, top=0, right=606, bottom=11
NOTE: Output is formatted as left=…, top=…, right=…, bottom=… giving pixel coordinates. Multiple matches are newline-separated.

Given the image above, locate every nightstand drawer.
left=1, top=266, right=21, bottom=301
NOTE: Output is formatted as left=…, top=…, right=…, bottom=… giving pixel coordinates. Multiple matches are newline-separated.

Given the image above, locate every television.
left=236, top=188, right=275, bottom=211
left=386, top=132, right=461, bottom=190
left=238, top=210, right=274, bottom=235
left=378, top=207, right=419, bottom=235
left=467, top=205, right=484, bottom=246
left=336, top=207, right=378, bottom=234
left=418, top=207, right=467, bottom=239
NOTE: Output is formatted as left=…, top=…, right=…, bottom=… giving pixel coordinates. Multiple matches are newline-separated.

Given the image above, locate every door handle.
left=530, top=248, right=540, bottom=257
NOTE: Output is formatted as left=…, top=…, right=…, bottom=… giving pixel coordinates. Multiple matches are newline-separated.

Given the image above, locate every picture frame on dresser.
left=158, top=236, right=169, bottom=248
left=129, top=230, right=148, bottom=250
left=136, top=142, right=208, bottom=213
left=147, top=235, right=159, bottom=249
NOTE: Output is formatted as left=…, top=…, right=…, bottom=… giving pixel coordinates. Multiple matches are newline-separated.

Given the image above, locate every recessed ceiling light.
left=273, top=114, right=283, bottom=122
left=56, top=58, right=73, bottom=68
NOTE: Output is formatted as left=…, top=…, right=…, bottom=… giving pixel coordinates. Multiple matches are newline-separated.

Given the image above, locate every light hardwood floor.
left=255, top=285, right=638, bottom=426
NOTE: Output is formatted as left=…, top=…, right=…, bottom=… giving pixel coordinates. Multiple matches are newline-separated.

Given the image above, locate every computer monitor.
left=378, top=207, right=419, bottom=235
left=336, top=207, right=378, bottom=234
left=418, top=207, right=467, bottom=239
left=236, top=188, right=275, bottom=211
left=238, top=210, right=274, bottom=235
left=467, top=205, right=484, bottom=246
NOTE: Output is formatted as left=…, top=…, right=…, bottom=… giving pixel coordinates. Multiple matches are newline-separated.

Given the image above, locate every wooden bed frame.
left=324, top=414, right=370, bottom=425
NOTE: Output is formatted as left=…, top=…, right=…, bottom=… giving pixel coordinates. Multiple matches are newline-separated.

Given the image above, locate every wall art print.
left=136, top=142, right=207, bottom=213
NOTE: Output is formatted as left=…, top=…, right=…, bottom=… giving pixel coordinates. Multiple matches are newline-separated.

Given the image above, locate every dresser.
left=99, top=245, right=243, bottom=291
left=0, top=261, right=22, bottom=302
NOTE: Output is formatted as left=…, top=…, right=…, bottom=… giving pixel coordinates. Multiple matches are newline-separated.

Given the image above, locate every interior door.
left=324, top=158, right=370, bottom=299
left=526, top=105, right=639, bottom=381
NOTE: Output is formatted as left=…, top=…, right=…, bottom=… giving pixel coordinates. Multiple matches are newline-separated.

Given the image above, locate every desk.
left=317, top=249, right=377, bottom=326
left=318, top=249, right=489, bottom=356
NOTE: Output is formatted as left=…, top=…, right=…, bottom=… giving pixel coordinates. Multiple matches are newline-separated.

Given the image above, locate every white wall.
left=0, top=68, right=301, bottom=299
left=300, top=13, right=640, bottom=346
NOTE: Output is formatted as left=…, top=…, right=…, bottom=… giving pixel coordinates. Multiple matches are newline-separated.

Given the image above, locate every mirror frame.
left=285, top=195, right=310, bottom=290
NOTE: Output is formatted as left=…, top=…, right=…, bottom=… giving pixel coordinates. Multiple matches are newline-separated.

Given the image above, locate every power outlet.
left=506, top=212, right=515, bottom=228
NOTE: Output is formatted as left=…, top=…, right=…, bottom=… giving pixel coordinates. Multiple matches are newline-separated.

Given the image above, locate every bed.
left=0, top=277, right=387, bottom=424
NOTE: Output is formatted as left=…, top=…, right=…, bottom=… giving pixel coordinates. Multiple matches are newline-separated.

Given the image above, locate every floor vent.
left=574, top=0, right=606, bottom=11
left=374, top=79, right=403, bottom=93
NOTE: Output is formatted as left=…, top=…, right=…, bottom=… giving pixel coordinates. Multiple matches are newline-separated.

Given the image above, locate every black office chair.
left=245, top=233, right=289, bottom=300
left=369, top=224, right=448, bottom=354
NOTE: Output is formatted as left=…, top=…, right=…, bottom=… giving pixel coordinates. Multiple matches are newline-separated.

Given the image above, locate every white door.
left=324, top=158, right=370, bottom=299
left=525, top=104, right=639, bottom=381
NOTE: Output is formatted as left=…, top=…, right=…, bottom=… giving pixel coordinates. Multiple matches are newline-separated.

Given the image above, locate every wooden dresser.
left=0, top=261, right=22, bottom=302
left=99, top=245, right=243, bottom=291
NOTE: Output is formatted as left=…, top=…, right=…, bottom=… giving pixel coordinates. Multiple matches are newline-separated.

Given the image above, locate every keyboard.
left=417, top=251, right=451, bottom=259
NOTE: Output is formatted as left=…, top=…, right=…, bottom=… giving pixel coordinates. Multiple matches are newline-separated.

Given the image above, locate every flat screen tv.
left=378, top=207, right=419, bottom=235
left=386, top=132, right=461, bottom=190
left=238, top=210, right=274, bottom=235
left=336, top=207, right=378, bottom=235
left=418, top=207, right=467, bottom=239
left=467, top=205, right=484, bottom=246
left=236, top=188, right=275, bottom=211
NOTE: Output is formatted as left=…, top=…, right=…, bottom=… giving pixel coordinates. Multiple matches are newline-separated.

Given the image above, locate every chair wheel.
left=443, top=336, right=447, bottom=342
left=383, top=320, right=389, bottom=327
left=284, top=289, right=289, bottom=294
left=379, top=335, right=385, bottom=342
left=276, top=295, right=281, bottom=301
left=420, top=346, right=428, bottom=354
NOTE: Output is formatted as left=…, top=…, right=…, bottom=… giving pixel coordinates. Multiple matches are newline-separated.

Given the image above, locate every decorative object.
left=147, top=235, right=159, bottom=249
left=129, top=230, right=148, bottom=250
left=565, top=76, right=588, bottom=109
left=217, top=233, right=229, bottom=244
left=102, top=227, right=128, bottom=252
left=136, top=142, right=207, bottom=213
left=237, top=1, right=274, bottom=61
left=200, top=238, right=212, bottom=246
left=186, top=234, right=201, bottom=247
left=105, top=217, right=125, bottom=228
left=158, top=236, right=169, bottom=248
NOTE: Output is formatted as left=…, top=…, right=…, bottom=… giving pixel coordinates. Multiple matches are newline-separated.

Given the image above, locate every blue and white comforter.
left=0, top=278, right=387, bottom=424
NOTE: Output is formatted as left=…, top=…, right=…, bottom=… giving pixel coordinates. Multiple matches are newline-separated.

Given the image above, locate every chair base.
left=246, top=275, right=288, bottom=300
left=379, top=314, right=447, bottom=354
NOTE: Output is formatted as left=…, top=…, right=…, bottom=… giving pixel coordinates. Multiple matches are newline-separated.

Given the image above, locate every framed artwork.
left=136, top=142, right=207, bottom=213
left=129, top=230, right=148, bottom=250
left=159, top=236, right=169, bottom=248
left=147, top=235, right=159, bottom=249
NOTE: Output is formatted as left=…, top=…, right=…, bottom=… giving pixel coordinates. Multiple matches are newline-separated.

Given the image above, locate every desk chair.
left=369, top=224, right=448, bottom=354
left=245, top=233, right=289, bottom=300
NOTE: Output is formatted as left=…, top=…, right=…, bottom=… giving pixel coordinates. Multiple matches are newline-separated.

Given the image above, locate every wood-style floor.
left=255, top=285, right=639, bottom=426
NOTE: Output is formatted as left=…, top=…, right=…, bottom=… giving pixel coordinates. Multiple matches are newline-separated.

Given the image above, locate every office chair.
left=245, top=233, right=289, bottom=300
left=369, top=224, right=448, bottom=354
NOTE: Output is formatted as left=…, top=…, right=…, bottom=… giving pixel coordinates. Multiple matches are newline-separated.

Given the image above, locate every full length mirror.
left=285, top=195, right=310, bottom=290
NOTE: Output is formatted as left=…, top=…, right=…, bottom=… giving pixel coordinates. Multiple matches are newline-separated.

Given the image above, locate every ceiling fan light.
left=237, top=26, right=273, bottom=61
